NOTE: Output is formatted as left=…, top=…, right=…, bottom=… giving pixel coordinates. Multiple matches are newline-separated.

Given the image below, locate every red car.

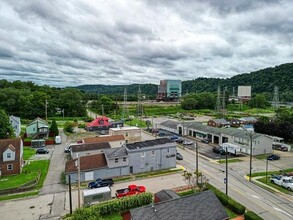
left=115, top=184, right=146, bottom=198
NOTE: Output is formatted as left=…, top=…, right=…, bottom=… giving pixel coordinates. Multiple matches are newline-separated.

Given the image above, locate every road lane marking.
left=250, top=195, right=260, bottom=199
left=273, top=206, right=293, bottom=217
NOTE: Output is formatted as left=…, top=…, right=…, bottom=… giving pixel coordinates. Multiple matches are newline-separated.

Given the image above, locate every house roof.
left=160, top=120, right=180, bottom=130
left=210, top=118, right=230, bottom=125
left=126, top=138, right=175, bottom=150
left=86, top=116, right=110, bottom=127
left=110, top=126, right=140, bottom=131
left=220, top=127, right=262, bottom=140
left=130, top=190, right=228, bottom=220
left=104, top=147, right=127, bottom=158
left=71, top=142, right=111, bottom=153
left=239, top=117, right=257, bottom=122
left=183, top=122, right=222, bottom=135
left=0, top=138, right=22, bottom=162
left=83, top=135, right=125, bottom=144
left=154, top=189, right=180, bottom=202
left=27, top=117, right=48, bottom=126
left=65, top=154, right=107, bottom=173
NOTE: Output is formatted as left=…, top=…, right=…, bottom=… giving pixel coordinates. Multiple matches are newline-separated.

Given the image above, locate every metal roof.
left=126, top=138, right=175, bottom=150
left=160, top=120, right=180, bottom=129
left=104, top=147, right=127, bottom=158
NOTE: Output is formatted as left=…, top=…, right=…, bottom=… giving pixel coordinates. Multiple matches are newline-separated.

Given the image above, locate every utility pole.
left=215, top=85, right=221, bottom=115
left=225, top=147, right=228, bottom=195
left=195, top=141, right=199, bottom=185
left=68, top=175, right=72, bottom=214
left=248, top=132, right=253, bottom=182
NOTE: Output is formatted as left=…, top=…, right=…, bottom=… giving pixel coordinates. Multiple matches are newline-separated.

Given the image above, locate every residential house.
left=126, top=138, right=177, bottom=174
left=85, top=116, right=124, bottom=132
left=70, top=142, right=111, bottom=159
left=64, top=138, right=177, bottom=183
left=239, top=117, right=257, bottom=125
left=109, top=126, right=141, bottom=143
left=159, top=120, right=180, bottom=134
left=207, top=118, right=230, bottom=128
left=9, top=115, right=21, bottom=137
left=154, top=189, right=180, bottom=203
left=83, top=135, right=125, bottom=148
left=128, top=190, right=228, bottom=220
left=229, top=118, right=242, bottom=128
left=26, top=117, right=49, bottom=139
left=0, top=138, right=23, bottom=176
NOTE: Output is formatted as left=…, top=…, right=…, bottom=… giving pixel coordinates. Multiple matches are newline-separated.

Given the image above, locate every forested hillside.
left=77, top=63, right=293, bottom=101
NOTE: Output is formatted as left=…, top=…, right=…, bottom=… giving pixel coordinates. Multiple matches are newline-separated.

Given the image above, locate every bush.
left=244, top=211, right=263, bottom=220
left=71, top=193, right=153, bottom=218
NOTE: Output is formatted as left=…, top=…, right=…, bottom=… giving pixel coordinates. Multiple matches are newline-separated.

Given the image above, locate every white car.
left=270, top=176, right=293, bottom=191
left=183, top=140, right=194, bottom=145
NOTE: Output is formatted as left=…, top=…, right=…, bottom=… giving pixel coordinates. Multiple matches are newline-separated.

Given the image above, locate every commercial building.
left=157, top=80, right=182, bottom=101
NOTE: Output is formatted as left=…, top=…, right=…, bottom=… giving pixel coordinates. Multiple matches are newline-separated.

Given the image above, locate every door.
left=85, top=171, right=94, bottom=181
left=130, top=166, right=133, bottom=174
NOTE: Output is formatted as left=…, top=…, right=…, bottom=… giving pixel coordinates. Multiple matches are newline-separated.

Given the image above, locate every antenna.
left=137, top=85, right=143, bottom=117
left=122, top=88, right=128, bottom=120
left=215, top=85, right=221, bottom=114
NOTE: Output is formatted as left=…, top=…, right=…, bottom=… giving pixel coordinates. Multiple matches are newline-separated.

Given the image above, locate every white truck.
left=83, top=186, right=111, bottom=206
left=270, top=176, right=293, bottom=191
left=220, top=143, right=241, bottom=156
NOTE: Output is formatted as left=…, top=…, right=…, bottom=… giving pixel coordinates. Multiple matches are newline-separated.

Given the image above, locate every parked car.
left=176, top=152, right=183, bottom=160
left=175, top=138, right=184, bottom=144
left=272, top=144, right=288, bottom=151
left=212, top=146, right=226, bottom=155
left=99, top=130, right=106, bottom=135
left=88, top=178, right=114, bottom=189
left=64, top=146, right=71, bottom=153
left=170, top=135, right=179, bottom=141
left=183, top=140, right=194, bottom=145
left=158, top=132, right=166, bottom=137
left=116, top=184, right=146, bottom=198
left=36, top=148, right=49, bottom=154
left=201, top=139, right=210, bottom=144
left=267, top=154, right=280, bottom=161
left=55, top=135, right=62, bottom=144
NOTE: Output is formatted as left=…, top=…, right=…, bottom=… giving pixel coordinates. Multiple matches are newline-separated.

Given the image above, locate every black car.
left=272, top=144, right=288, bottom=151
left=88, top=178, right=114, bottom=189
left=201, top=139, right=210, bottom=144
left=212, top=146, right=226, bottom=155
left=267, top=154, right=280, bottom=161
left=36, top=148, right=49, bottom=154
left=176, top=138, right=184, bottom=144
left=176, top=152, right=183, bottom=160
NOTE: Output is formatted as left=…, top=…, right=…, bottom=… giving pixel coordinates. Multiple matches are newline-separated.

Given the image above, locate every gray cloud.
left=0, top=0, right=292, bottom=87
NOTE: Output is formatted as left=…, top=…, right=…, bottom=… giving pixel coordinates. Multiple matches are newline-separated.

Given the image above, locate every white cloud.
left=0, top=0, right=292, bottom=87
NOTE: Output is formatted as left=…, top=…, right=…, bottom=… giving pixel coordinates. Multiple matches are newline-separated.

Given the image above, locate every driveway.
left=39, top=130, right=68, bottom=195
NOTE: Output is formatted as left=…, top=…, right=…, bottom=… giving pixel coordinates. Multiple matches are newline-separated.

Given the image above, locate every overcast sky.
left=0, top=0, right=292, bottom=87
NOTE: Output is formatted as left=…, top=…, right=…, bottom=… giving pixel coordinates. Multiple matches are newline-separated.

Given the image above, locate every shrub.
left=227, top=199, right=246, bottom=214
left=244, top=211, right=264, bottom=220
left=71, top=193, right=153, bottom=218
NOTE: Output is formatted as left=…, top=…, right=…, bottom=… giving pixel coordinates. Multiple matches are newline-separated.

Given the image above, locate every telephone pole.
left=45, top=99, right=48, bottom=121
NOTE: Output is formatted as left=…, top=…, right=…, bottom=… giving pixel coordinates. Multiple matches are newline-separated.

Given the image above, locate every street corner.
left=176, top=164, right=186, bottom=171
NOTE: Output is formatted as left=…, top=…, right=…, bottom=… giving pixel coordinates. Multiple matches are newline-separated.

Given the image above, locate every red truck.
left=115, top=184, right=146, bottom=198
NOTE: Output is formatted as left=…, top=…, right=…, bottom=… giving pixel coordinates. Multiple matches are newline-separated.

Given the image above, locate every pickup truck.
left=88, top=178, right=114, bottom=189
left=116, top=184, right=146, bottom=198
left=270, top=176, right=293, bottom=191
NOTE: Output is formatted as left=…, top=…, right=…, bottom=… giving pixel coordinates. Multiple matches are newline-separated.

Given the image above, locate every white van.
left=55, top=136, right=62, bottom=144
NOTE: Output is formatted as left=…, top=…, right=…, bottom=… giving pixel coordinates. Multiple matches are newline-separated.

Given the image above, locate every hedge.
left=244, top=211, right=264, bottom=220
left=71, top=193, right=153, bottom=219
left=207, top=184, right=245, bottom=214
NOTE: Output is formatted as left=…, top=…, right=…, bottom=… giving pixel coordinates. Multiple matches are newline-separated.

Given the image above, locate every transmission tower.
left=137, top=85, right=143, bottom=117
left=122, top=88, right=129, bottom=120
left=273, top=86, right=279, bottom=109
left=215, top=85, right=221, bottom=114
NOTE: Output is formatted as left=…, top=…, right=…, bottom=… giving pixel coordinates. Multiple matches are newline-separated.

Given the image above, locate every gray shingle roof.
left=220, top=127, right=262, bottom=140
left=155, top=189, right=180, bottom=202
left=183, top=122, right=222, bottom=135
left=104, top=147, right=127, bottom=158
left=130, top=190, right=228, bottom=220
left=212, top=118, right=230, bottom=124
left=126, top=138, right=174, bottom=150
left=160, top=120, right=180, bottom=129
left=71, top=142, right=111, bottom=152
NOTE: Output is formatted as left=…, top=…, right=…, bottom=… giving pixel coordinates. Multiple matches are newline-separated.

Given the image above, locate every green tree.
left=182, top=170, right=208, bottom=192
left=0, top=109, right=14, bottom=139
left=248, top=94, right=270, bottom=108
left=181, top=97, right=198, bottom=110
left=50, top=119, right=59, bottom=136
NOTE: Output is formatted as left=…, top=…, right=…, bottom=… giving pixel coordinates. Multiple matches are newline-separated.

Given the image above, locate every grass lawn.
left=254, top=154, right=270, bottom=160
left=23, top=147, right=36, bottom=160
left=251, top=168, right=293, bottom=177
left=0, top=160, right=50, bottom=190
left=0, top=191, right=38, bottom=201
left=225, top=207, right=238, bottom=218
left=217, top=159, right=243, bottom=164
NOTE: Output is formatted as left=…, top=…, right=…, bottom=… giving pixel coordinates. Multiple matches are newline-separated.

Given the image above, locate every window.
left=151, top=150, right=156, bottom=156
left=125, top=132, right=128, bottom=137
left=115, top=158, right=118, bottom=163
left=140, top=152, right=145, bottom=157
left=7, top=164, right=13, bottom=170
left=123, top=157, right=127, bottom=162
left=167, top=149, right=170, bottom=153
left=7, top=153, right=11, bottom=159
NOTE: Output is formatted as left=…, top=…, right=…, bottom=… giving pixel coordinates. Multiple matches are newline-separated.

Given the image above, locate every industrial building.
left=157, top=80, right=182, bottom=101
